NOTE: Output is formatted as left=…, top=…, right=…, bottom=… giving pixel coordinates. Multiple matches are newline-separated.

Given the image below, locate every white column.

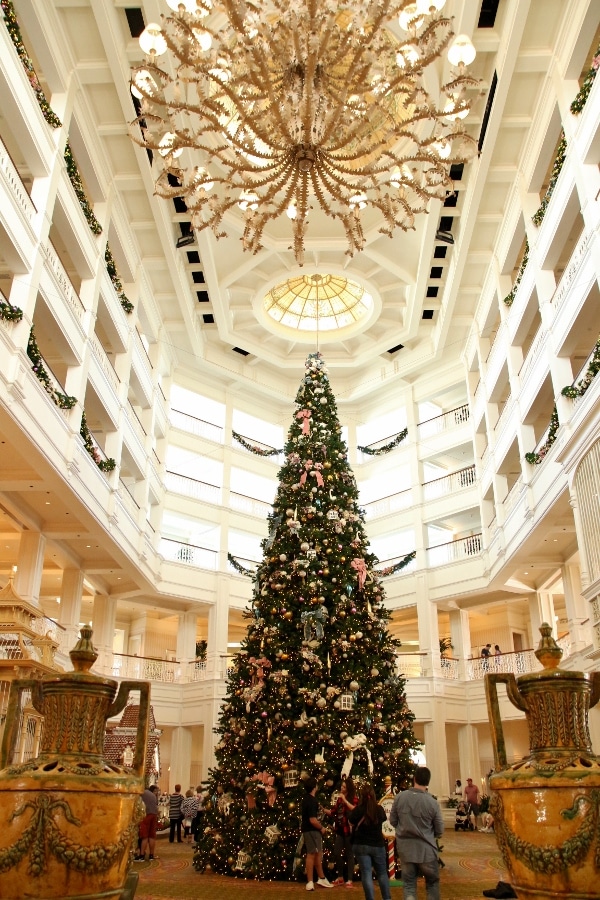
left=561, top=564, right=591, bottom=652
left=527, top=592, right=555, bottom=645
left=170, top=725, right=193, bottom=792
left=458, top=723, right=481, bottom=788
left=423, top=702, right=449, bottom=798
left=91, top=594, right=118, bottom=670
left=416, top=575, right=440, bottom=677
left=14, top=532, right=46, bottom=608
left=176, top=611, right=198, bottom=669
left=449, top=608, right=472, bottom=680
left=58, top=568, right=84, bottom=649
left=206, top=576, right=230, bottom=677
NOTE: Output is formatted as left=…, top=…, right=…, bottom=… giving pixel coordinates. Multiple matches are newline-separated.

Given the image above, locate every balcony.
left=230, top=491, right=272, bottom=518
left=417, top=404, right=470, bottom=440
left=423, top=465, right=476, bottom=501
left=165, top=470, right=221, bottom=505
left=170, top=409, right=224, bottom=443
left=363, top=488, right=412, bottom=520
left=159, top=537, right=218, bottom=570
left=426, top=533, right=482, bottom=566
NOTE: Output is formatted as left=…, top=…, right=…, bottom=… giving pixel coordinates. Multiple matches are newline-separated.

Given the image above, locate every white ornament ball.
left=301, top=542, right=310, bottom=552
left=371, top=668, right=379, bottom=677
left=320, top=397, right=327, bottom=404
left=280, top=554, right=287, bottom=561
left=254, top=742, right=262, bottom=751
left=317, top=698, right=327, bottom=708
left=286, top=508, right=294, bottom=516
left=355, top=631, right=363, bottom=639
left=349, top=681, right=360, bottom=691
left=333, top=701, right=340, bottom=709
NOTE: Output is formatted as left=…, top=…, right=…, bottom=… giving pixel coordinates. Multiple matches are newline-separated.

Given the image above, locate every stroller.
left=455, top=801, right=475, bottom=831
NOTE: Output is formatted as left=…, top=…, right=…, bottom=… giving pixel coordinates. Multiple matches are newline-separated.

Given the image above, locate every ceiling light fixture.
left=131, top=0, right=478, bottom=265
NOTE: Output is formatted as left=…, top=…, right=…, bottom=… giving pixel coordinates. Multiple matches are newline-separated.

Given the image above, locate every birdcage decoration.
left=327, top=509, right=339, bottom=520
left=283, top=768, right=299, bottom=788
left=340, top=693, right=354, bottom=711
left=235, top=850, right=251, bottom=870
left=265, top=824, right=281, bottom=845
left=307, top=549, right=317, bottom=559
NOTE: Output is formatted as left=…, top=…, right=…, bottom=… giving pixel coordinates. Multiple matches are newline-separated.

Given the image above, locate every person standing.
left=181, top=788, right=199, bottom=843
left=192, top=784, right=206, bottom=843
left=464, top=777, right=481, bottom=829
left=481, top=644, right=492, bottom=670
left=136, top=784, right=160, bottom=861
left=168, top=783, right=184, bottom=843
left=302, top=777, right=333, bottom=891
left=329, top=777, right=358, bottom=886
left=348, top=783, right=392, bottom=900
left=389, top=767, right=444, bottom=900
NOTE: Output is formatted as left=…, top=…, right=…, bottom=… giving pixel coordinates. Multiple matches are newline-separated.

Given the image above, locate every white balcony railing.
left=363, top=488, right=412, bottom=519
left=111, top=653, right=179, bottom=682
left=423, top=465, right=476, bottom=500
left=159, top=537, right=218, bottom=570
left=229, top=491, right=273, bottom=518
left=165, top=470, right=221, bottom=505
left=426, top=533, right=482, bottom=566
left=0, top=134, right=36, bottom=224
left=169, top=409, right=224, bottom=443
left=417, top=404, right=469, bottom=439
left=466, top=649, right=539, bottom=680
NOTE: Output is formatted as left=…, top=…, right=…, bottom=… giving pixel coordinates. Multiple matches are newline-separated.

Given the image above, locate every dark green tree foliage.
left=193, top=352, right=418, bottom=880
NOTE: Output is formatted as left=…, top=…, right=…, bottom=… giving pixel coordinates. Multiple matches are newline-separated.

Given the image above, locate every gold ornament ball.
left=324, top=461, right=331, bottom=469
left=349, top=634, right=356, bottom=642
left=281, top=653, right=289, bottom=661
left=340, top=556, right=346, bottom=562
left=228, top=857, right=234, bottom=865
left=271, top=608, right=278, bottom=615
left=339, top=611, right=346, bottom=618
left=323, top=568, right=330, bottom=576
left=327, top=474, right=333, bottom=481
left=326, top=547, right=332, bottom=554
left=284, top=611, right=293, bottom=620
left=289, top=801, right=297, bottom=810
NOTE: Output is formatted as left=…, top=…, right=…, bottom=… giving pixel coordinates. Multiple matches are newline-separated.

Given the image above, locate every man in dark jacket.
left=389, top=767, right=444, bottom=900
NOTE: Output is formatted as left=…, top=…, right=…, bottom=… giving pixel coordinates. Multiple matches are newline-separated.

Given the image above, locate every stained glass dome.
left=263, top=274, right=373, bottom=332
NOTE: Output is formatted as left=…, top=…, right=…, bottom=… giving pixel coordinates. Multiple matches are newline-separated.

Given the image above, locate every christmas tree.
left=193, top=352, right=418, bottom=880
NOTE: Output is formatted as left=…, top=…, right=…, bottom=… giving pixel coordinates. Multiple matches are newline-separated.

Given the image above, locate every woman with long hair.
left=330, top=777, right=358, bottom=886
left=348, top=783, right=392, bottom=900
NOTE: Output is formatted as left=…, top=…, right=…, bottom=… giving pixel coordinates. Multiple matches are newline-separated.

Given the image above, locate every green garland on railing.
left=570, top=47, right=600, bottom=114
left=80, top=410, right=116, bottom=472
left=232, top=429, right=282, bottom=457
left=532, top=133, right=567, bottom=227
left=358, top=428, right=408, bottom=456
left=561, top=334, right=600, bottom=400
left=104, top=245, right=134, bottom=314
left=64, top=141, right=103, bottom=236
left=27, top=327, right=77, bottom=410
left=525, top=405, right=559, bottom=465
left=227, top=552, right=258, bottom=577
left=503, top=239, right=529, bottom=307
left=374, top=551, right=416, bottom=577
left=1, top=0, right=62, bottom=128
left=0, top=299, right=23, bottom=322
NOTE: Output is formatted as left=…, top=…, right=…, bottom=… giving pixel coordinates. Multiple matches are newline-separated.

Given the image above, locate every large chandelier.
left=131, top=0, right=478, bottom=264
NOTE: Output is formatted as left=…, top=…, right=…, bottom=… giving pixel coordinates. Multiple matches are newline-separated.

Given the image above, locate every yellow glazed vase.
left=0, top=626, right=150, bottom=900
left=485, top=623, right=600, bottom=900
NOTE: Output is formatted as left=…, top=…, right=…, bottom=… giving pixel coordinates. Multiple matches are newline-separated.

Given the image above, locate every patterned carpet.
left=133, top=829, right=506, bottom=899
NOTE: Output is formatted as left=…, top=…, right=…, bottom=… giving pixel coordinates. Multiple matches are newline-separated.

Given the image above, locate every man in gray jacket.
left=389, top=767, right=444, bottom=900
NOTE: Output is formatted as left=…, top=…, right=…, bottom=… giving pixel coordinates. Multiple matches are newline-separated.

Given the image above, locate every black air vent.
left=388, top=344, right=404, bottom=354
left=439, top=216, right=453, bottom=232
left=430, top=266, right=443, bottom=279
left=449, top=163, right=464, bottom=181
left=202, top=314, right=215, bottom=324
left=444, top=192, right=458, bottom=208
left=478, top=0, right=500, bottom=28
left=197, top=291, right=210, bottom=303
left=233, top=347, right=250, bottom=356
left=125, top=8, right=145, bottom=38
left=434, top=246, right=447, bottom=259
left=426, top=287, right=438, bottom=298
left=422, top=309, right=435, bottom=318
left=479, top=71, right=498, bottom=154
left=187, top=251, right=201, bottom=264
left=192, top=271, right=205, bottom=284
left=173, top=197, right=187, bottom=214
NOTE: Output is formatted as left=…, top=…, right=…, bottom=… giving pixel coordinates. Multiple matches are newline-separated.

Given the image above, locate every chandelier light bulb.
left=139, top=23, right=167, bottom=57
left=286, top=201, right=298, bottom=220
left=432, top=139, right=451, bottom=159
left=389, top=166, right=402, bottom=188
left=398, top=4, right=425, bottom=32
left=158, top=132, right=182, bottom=157
left=193, top=167, right=214, bottom=191
left=130, top=81, right=143, bottom=101
left=238, top=191, right=259, bottom=211
left=415, top=0, right=447, bottom=13
left=443, top=97, right=469, bottom=121
left=192, top=28, right=213, bottom=51
left=349, top=192, right=367, bottom=210
left=447, top=34, right=477, bottom=67
left=165, top=0, right=198, bottom=12
left=400, top=43, right=421, bottom=65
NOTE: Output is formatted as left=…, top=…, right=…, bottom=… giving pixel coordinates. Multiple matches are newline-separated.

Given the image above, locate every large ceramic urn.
left=0, top=626, right=150, bottom=900
left=485, top=623, right=600, bottom=900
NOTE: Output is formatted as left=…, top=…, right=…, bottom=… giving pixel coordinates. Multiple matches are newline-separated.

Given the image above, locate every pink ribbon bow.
left=313, top=462, right=324, bottom=487
left=300, top=460, right=313, bottom=485
left=351, top=558, right=367, bottom=590
left=297, top=409, right=312, bottom=434
left=249, top=656, right=271, bottom=679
